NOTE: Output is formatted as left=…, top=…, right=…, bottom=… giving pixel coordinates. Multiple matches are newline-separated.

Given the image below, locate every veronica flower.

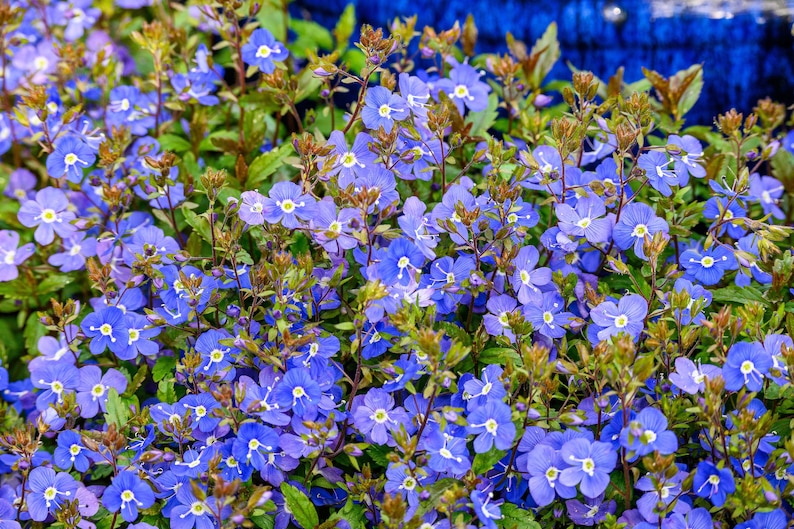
left=466, top=400, right=516, bottom=453
left=0, top=230, right=35, bottom=281
left=526, top=444, right=577, bottom=506
left=385, top=463, right=423, bottom=507
left=723, top=341, right=771, bottom=392
left=25, top=467, right=79, bottom=522
left=735, top=510, right=788, bottom=529
left=483, top=294, right=519, bottom=340
left=361, top=86, right=407, bottom=132
left=762, top=334, right=793, bottom=386
left=46, top=136, right=96, bottom=182
left=232, top=423, right=280, bottom=471
left=4, top=168, right=36, bottom=202
left=703, top=197, right=746, bottom=238
left=169, top=487, right=222, bottom=529
left=54, top=430, right=95, bottom=472
left=635, top=469, right=687, bottom=523
left=48, top=233, right=97, bottom=272
left=667, top=134, right=706, bottom=185
left=260, top=182, right=317, bottom=229
left=352, top=388, right=409, bottom=445
left=75, top=366, right=128, bottom=419
left=619, top=407, right=678, bottom=459
left=59, top=0, right=101, bottom=40
left=669, top=357, right=721, bottom=394
left=102, top=471, right=156, bottom=522
left=181, top=393, right=221, bottom=433
left=749, top=174, right=785, bottom=219
left=590, top=294, right=647, bottom=341
left=18, top=187, right=77, bottom=245
left=354, top=167, right=399, bottom=213
left=524, top=292, right=573, bottom=339
left=398, top=73, right=430, bottom=119
left=681, top=245, right=734, bottom=286
left=435, top=63, right=490, bottom=113
left=81, top=307, right=130, bottom=355
left=324, top=131, right=375, bottom=188
left=379, top=239, right=425, bottom=286
left=124, top=225, right=180, bottom=267
left=693, top=461, right=735, bottom=507
left=638, top=151, right=679, bottom=196
left=565, top=494, right=616, bottom=527
left=508, top=246, right=551, bottom=305
left=241, top=28, right=289, bottom=73
left=311, top=199, right=361, bottom=253
left=471, top=491, right=503, bottom=529
left=120, top=312, right=161, bottom=360
left=195, top=329, right=235, bottom=376
left=612, top=203, right=668, bottom=260
left=463, top=365, right=506, bottom=411
left=32, top=362, right=80, bottom=411
left=239, top=191, right=268, bottom=226
left=559, top=438, right=616, bottom=497
left=274, top=368, right=322, bottom=418
left=424, top=426, right=471, bottom=476
left=555, top=196, right=612, bottom=244
left=666, top=277, right=712, bottom=325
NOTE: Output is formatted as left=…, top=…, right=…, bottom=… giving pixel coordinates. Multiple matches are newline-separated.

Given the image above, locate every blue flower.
left=509, top=246, right=551, bottom=305
left=471, top=491, right=503, bottom=529
left=526, top=444, right=577, bottom=506
left=681, top=245, right=735, bottom=286
left=274, top=368, right=322, bottom=417
left=466, top=400, right=515, bottom=453
left=361, top=86, right=407, bottom=132
left=54, top=430, right=95, bottom=472
left=693, top=461, right=735, bottom=507
left=241, top=28, right=289, bottom=73
left=232, top=423, right=280, bottom=471
left=195, top=329, right=235, bottom=376
left=424, top=426, right=471, bottom=476
left=555, top=196, right=612, bottom=244
left=435, top=63, right=491, bottom=113
left=81, top=307, right=130, bottom=356
left=46, top=136, right=96, bottom=183
left=559, top=438, right=616, bottom=497
left=524, top=292, right=573, bottom=339
left=723, top=341, right=772, bottom=392
left=619, top=407, right=678, bottom=459
left=26, top=467, right=79, bottom=521
left=590, top=294, right=647, bottom=342
left=261, top=182, right=317, bottom=229
left=704, top=196, right=747, bottom=238
left=352, top=388, right=409, bottom=445
left=612, top=203, right=668, bottom=260
left=31, top=362, right=80, bottom=411
left=638, top=151, right=679, bottom=196
left=102, top=471, right=156, bottom=522
left=380, top=239, right=425, bottom=286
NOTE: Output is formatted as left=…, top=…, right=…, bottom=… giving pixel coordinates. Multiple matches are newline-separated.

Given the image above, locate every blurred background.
left=293, top=0, right=794, bottom=124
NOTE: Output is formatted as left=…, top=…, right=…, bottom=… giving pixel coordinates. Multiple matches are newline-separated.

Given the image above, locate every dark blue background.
left=293, top=0, right=794, bottom=124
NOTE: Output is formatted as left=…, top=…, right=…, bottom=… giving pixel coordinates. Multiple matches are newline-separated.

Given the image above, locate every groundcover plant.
left=0, top=1, right=793, bottom=528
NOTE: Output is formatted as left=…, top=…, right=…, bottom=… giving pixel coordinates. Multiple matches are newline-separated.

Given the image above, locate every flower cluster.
left=0, top=2, right=792, bottom=529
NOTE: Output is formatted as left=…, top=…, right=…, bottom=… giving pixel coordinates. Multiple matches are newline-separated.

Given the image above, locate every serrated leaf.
left=333, top=4, right=356, bottom=52
left=711, top=285, right=769, bottom=306
left=156, top=379, right=177, bottom=403
left=152, top=356, right=177, bottom=382
left=158, top=134, right=192, bottom=153
left=498, top=504, right=541, bottom=529
left=472, top=447, right=506, bottom=475
left=246, top=143, right=294, bottom=191
left=479, top=347, right=521, bottom=365
left=104, top=388, right=130, bottom=428
left=37, top=274, right=73, bottom=296
left=182, top=209, right=213, bottom=245
left=280, top=483, right=319, bottom=529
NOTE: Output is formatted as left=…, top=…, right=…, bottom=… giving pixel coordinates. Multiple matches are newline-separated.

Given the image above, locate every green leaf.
left=472, top=446, right=506, bottom=475
left=465, top=93, right=498, bottom=138
left=156, top=379, right=177, bottom=404
left=367, top=444, right=392, bottom=467
left=498, top=504, right=542, bottom=529
left=333, top=4, right=356, bottom=52
left=23, top=312, right=47, bottom=359
left=152, top=355, right=177, bottom=382
left=289, top=19, right=334, bottom=58
left=182, top=209, right=213, bottom=245
left=104, top=388, right=130, bottom=428
left=329, top=499, right=366, bottom=529
left=37, top=274, right=73, bottom=296
left=280, top=483, right=319, bottom=529
left=674, top=64, right=703, bottom=119
left=246, top=143, right=294, bottom=190
left=158, top=134, right=192, bottom=153
left=479, top=347, right=521, bottom=365
left=527, top=23, right=560, bottom=90
left=711, top=285, right=770, bottom=307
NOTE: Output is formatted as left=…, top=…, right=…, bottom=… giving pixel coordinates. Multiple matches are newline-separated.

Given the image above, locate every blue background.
left=293, top=0, right=794, bottom=124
